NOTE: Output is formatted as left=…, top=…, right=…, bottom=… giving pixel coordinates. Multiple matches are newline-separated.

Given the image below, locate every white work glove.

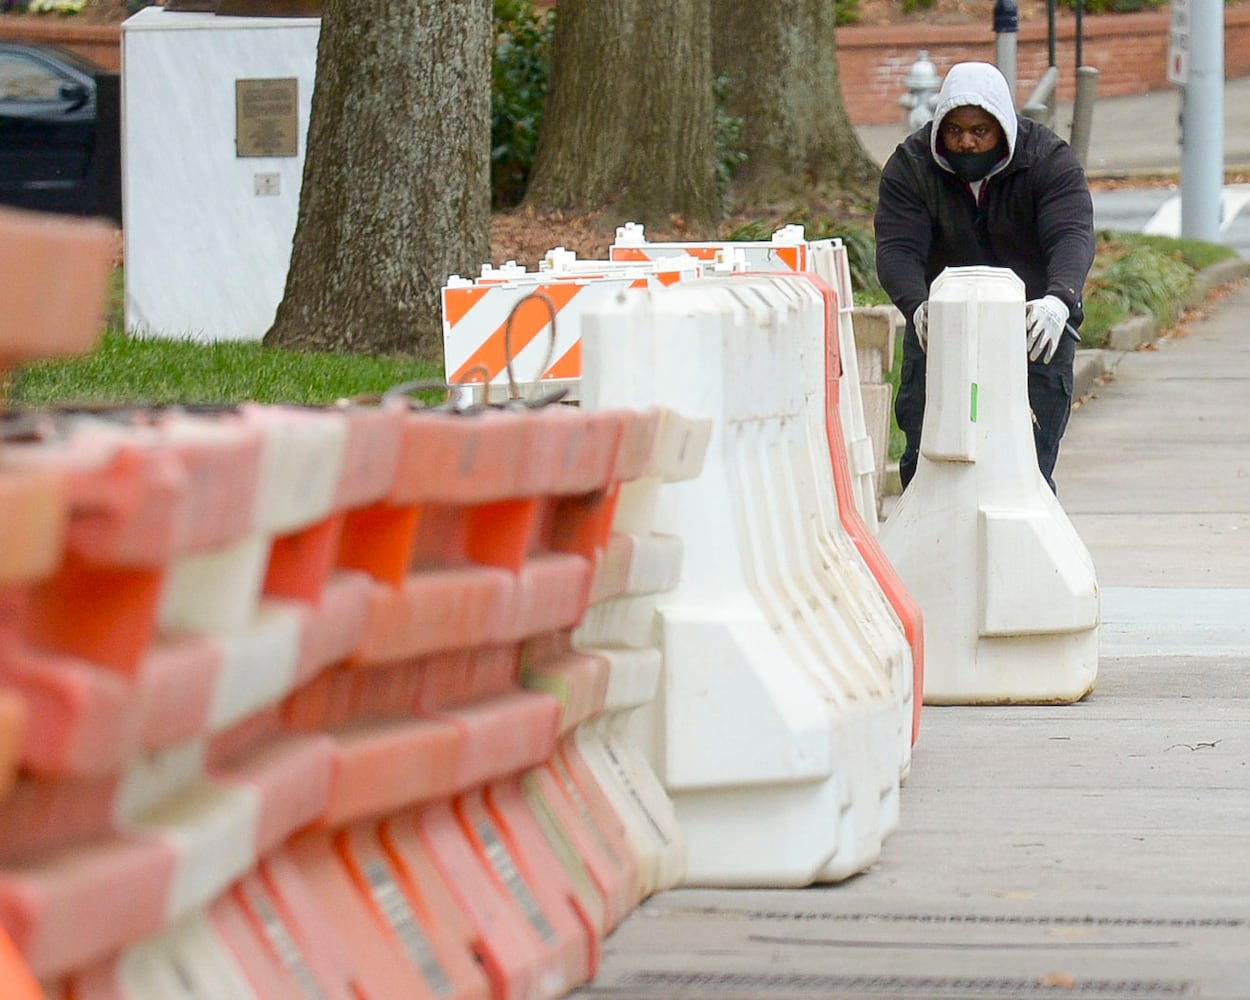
left=913, top=301, right=929, bottom=351
left=1025, top=295, right=1069, bottom=363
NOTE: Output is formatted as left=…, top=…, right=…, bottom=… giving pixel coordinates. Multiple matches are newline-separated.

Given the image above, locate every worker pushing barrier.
left=877, top=266, right=1099, bottom=704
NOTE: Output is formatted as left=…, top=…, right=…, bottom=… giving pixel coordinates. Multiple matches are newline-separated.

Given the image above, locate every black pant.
left=895, top=328, right=1076, bottom=493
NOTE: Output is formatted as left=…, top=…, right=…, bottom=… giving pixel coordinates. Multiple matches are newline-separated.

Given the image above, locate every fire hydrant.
left=898, top=50, right=941, bottom=130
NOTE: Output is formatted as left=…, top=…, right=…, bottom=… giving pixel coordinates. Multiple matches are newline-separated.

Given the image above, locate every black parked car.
left=0, top=41, right=120, bottom=221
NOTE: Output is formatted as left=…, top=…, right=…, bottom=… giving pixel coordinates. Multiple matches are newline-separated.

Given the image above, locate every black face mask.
left=945, top=140, right=1007, bottom=182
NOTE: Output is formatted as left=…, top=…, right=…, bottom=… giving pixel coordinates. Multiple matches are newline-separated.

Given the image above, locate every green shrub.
left=491, top=0, right=554, bottom=208
left=1058, top=0, right=1165, bottom=12
left=1081, top=231, right=1199, bottom=344
left=835, top=0, right=861, bottom=26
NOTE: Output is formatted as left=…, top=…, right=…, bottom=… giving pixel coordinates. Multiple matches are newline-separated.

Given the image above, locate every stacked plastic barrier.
left=877, top=267, right=1099, bottom=704
left=569, top=408, right=712, bottom=897
left=579, top=270, right=912, bottom=887
left=0, top=388, right=715, bottom=1000
left=610, top=222, right=880, bottom=533
left=0, top=206, right=119, bottom=999
left=607, top=225, right=923, bottom=749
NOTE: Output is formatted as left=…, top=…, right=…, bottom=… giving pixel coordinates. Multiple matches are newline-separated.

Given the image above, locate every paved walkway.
left=570, top=282, right=1250, bottom=1000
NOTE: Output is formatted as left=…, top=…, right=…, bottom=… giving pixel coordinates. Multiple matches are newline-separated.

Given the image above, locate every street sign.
left=1168, top=0, right=1190, bottom=86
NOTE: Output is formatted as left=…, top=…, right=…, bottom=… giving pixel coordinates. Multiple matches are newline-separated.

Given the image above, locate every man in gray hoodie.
left=874, top=61, right=1096, bottom=492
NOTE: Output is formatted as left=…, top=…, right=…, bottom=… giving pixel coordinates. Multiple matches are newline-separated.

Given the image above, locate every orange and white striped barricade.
left=877, top=266, right=1099, bottom=705
left=579, top=272, right=910, bottom=887
left=610, top=223, right=881, bottom=534
left=442, top=254, right=702, bottom=403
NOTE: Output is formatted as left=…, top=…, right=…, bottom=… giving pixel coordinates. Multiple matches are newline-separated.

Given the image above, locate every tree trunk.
left=264, top=0, right=491, bottom=359
left=523, top=0, right=718, bottom=234
left=711, top=0, right=880, bottom=210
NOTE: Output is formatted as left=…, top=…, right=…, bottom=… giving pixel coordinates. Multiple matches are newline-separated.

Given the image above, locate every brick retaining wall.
left=4, top=6, right=1250, bottom=125
left=838, top=6, right=1250, bottom=125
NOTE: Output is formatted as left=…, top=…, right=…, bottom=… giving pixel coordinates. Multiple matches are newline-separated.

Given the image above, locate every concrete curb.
left=879, top=260, right=1250, bottom=499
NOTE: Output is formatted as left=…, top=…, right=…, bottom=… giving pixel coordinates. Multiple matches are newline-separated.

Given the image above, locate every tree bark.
left=711, top=0, right=880, bottom=209
left=523, top=0, right=718, bottom=234
left=264, top=0, right=491, bottom=358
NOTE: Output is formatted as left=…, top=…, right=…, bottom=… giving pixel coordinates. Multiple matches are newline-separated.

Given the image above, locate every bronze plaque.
left=236, top=78, right=299, bottom=158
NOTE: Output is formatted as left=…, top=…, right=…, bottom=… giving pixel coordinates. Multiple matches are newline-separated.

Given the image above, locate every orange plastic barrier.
left=210, top=729, right=336, bottom=858
left=288, top=570, right=374, bottom=687
left=282, top=832, right=449, bottom=999
left=0, top=923, right=43, bottom=1000
left=208, top=890, right=337, bottom=1000
left=357, top=567, right=514, bottom=666
left=458, top=787, right=595, bottom=985
left=496, top=552, right=593, bottom=644
left=243, top=855, right=387, bottom=998
left=0, top=689, right=24, bottom=802
left=23, top=552, right=165, bottom=680
left=389, top=410, right=538, bottom=507
left=0, top=468, right=65, bottom=587
left=331, top=404, right=405, bottom=513
left=0, top=773, right=121, bottom=863
left=521, top=634, right=610, bottom=735
left=336, top=823, right=491, bottom=1000
left=0, top=641, right=136, bottom=778
left=551, top=737, right=643, bottom=911
left=439, top=691, right=561, bottom=794
left=134, top=636, right=221, bottom=752
left=263, top=516, right=344, bottom=606
left=155, top=414, right=264, bottom=554
left=0, top=834, right=176, bottom=979
left=413, top=801, right=567, bottom=1000
left=317, top=715, right=463, bottom=830
left=523, top=761, right=631, bottom=933
left=283, top=645, right=519, bottom=732
left=0, top=206, right=115, bottom=371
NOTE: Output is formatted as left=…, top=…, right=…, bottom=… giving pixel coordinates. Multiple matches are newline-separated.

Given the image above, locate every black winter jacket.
left=875, top=116, right=1096, bottom=331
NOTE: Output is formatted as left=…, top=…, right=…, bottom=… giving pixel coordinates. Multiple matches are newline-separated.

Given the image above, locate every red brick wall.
left=837, top=6, right=1250, bottom=125
left=0, top=20, right=121, bottom=71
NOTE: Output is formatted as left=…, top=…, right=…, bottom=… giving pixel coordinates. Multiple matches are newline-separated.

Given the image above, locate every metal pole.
left=1069, top=66, right=1099, bottom=169
left=1180, top=0, right=1223, bottom=242
left=995, top=0, right=1015, bottom=104
left=994, top=0, right=1019, bottom=105
left=1047, top=0, right=1056, bottom=67
left=1075, top=0, right=1083, bottom=73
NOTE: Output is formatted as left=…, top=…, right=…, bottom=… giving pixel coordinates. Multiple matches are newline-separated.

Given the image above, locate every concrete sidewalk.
left=570, top=280, right=1250, bottom=996
left=566, top=76, right=1250, bottom=1000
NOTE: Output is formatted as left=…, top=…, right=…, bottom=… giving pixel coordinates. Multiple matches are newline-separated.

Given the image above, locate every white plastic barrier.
left=808, top=240, right=881, bottom=531
left=572, top=410, right=712, bottom=898
left=580, top=272, right=910, bottom=887
left=610, top=223, right=879, bottom=533
left=877, top=266, right=1099, bottom=704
